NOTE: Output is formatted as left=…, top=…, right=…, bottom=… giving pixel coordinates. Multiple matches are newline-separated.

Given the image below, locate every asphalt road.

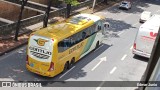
left=0, top=0, right=160, bottom=90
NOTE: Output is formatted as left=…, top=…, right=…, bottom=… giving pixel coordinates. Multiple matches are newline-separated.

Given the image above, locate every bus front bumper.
left=132, top=48, right=150, bottom=58
left=26, top=65, right=54, bottom=77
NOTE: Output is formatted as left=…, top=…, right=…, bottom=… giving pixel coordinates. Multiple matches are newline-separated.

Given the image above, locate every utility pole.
left=66, top=3, right=71, bottom=18
left=92, top=0, right=97, bottom=12
left=43, top=0, right=53, bottom=28
left=14, top=0, right=28, bottom=41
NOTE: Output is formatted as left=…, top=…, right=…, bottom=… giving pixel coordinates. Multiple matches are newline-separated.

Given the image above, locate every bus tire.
left=95, top=41, right=99, bottom=49
left=70, top=58, right=75, bottom=68
left=63, top=62, right=69, bottom=73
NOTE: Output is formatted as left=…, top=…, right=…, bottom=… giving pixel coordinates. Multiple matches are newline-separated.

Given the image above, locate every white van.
left=133, top=14, right=160, bottom=58
left=139, top=11, right=152, bottom=23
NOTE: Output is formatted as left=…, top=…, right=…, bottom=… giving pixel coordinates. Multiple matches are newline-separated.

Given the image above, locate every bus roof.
left=32, top=14, right=101, bottom=41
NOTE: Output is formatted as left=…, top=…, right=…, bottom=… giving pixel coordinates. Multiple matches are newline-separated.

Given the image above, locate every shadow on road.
left=133, top=55, right=149, bottom=62
left=104, top=18, right=134, bottom=38
left=107, top=18, right=135, bottom=32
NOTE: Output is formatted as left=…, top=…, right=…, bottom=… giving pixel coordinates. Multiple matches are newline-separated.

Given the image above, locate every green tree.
left=64, top=0, right=79, bottom=18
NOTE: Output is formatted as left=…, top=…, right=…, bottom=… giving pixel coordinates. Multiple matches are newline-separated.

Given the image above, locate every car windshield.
left=121, top=2, right=128, bottom=5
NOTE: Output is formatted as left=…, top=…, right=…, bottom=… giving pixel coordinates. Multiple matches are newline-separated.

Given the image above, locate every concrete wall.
left=0, top=2, right=19, bottom=21
left=0, top=1, right=41, bottom=21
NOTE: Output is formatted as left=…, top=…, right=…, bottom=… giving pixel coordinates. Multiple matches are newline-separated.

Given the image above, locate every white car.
left=139, top=11, right=152, bottom=23
left=119, top=1, right=131, bottom=10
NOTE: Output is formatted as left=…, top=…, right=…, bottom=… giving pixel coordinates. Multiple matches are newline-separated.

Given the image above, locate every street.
left=0, top=0, right=160, bottom=90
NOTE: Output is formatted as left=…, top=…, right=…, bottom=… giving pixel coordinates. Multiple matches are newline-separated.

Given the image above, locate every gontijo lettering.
left=69, top=42, right=83, bottom=54
left=29, top=46, right=52, bottom=56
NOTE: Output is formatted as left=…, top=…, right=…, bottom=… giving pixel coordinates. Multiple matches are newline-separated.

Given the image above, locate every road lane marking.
left=96, top=80, right=105, bottom=90
left=121, top=54, right=127, bottom=61
left=91, top=60, right=104, bottom=71
left=59, top=66, right=75, bottom=79
left=91, top=57, right=107, bottom=71
left=118, top=31, right=124, bottom=35
left=130, top=46, right=133, bottom=50
left=96, top=87, right=101, bottom=90
left=110, top=67, right=117, bottom=74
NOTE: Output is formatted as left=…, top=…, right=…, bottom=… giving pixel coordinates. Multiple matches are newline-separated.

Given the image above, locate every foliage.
left=64, top=0, right=79, bottom=5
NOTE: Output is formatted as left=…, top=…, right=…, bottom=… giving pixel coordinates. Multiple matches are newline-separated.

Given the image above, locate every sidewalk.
left=0, top=22, right=43, bottom=56
left=0, top=0, right=121, bottom=56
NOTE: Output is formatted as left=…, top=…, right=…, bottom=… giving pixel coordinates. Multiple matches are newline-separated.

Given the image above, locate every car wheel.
left=139, top=20, right=142, bottom=23
left=95, top=41, right=99, bottom=49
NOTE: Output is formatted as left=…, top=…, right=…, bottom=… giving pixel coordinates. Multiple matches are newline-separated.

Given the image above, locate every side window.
left=82, top=31, right=87, bottom=39
left=87, top=27, right=93, bottom=37
left=58, top=38, right=70, bottom=52
left=70, top=35, right=76, bottom=46
left=76, top=31, right=82, bottom=43
left=58, top=41, right=64, bottom=52
left=97, top=21, right=102, bottom=31
left=90, top=24, right=96, bottom=34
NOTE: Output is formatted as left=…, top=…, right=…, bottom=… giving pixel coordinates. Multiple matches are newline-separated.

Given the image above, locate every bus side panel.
left=57, top=40, right=88, bottom=72
left=80, top=32, right=103, bottom=58
left=57, top=49, right=71, bottom=73
left=56, top=31, right=102, bottom=71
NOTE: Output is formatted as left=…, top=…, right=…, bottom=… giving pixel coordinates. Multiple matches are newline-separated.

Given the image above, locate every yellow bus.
left=26, top=13, right=108, bottom=77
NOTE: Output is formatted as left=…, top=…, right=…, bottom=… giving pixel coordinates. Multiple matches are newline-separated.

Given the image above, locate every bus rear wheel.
left=70, top=59, right=75, bottom=68
left=63, top=62, right=69, bottom=73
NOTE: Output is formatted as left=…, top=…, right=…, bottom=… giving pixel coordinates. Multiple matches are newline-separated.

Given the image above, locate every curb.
left=0, top=41, right=28, bottom=56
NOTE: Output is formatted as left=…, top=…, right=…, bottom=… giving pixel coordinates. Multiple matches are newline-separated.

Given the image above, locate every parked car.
left=139, top=11, right=152, bottom=23
left=119, top=1, right=131, bottom=10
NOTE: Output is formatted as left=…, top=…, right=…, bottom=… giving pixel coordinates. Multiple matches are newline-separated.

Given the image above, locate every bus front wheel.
left=95, top=41, right=99, bottom=49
